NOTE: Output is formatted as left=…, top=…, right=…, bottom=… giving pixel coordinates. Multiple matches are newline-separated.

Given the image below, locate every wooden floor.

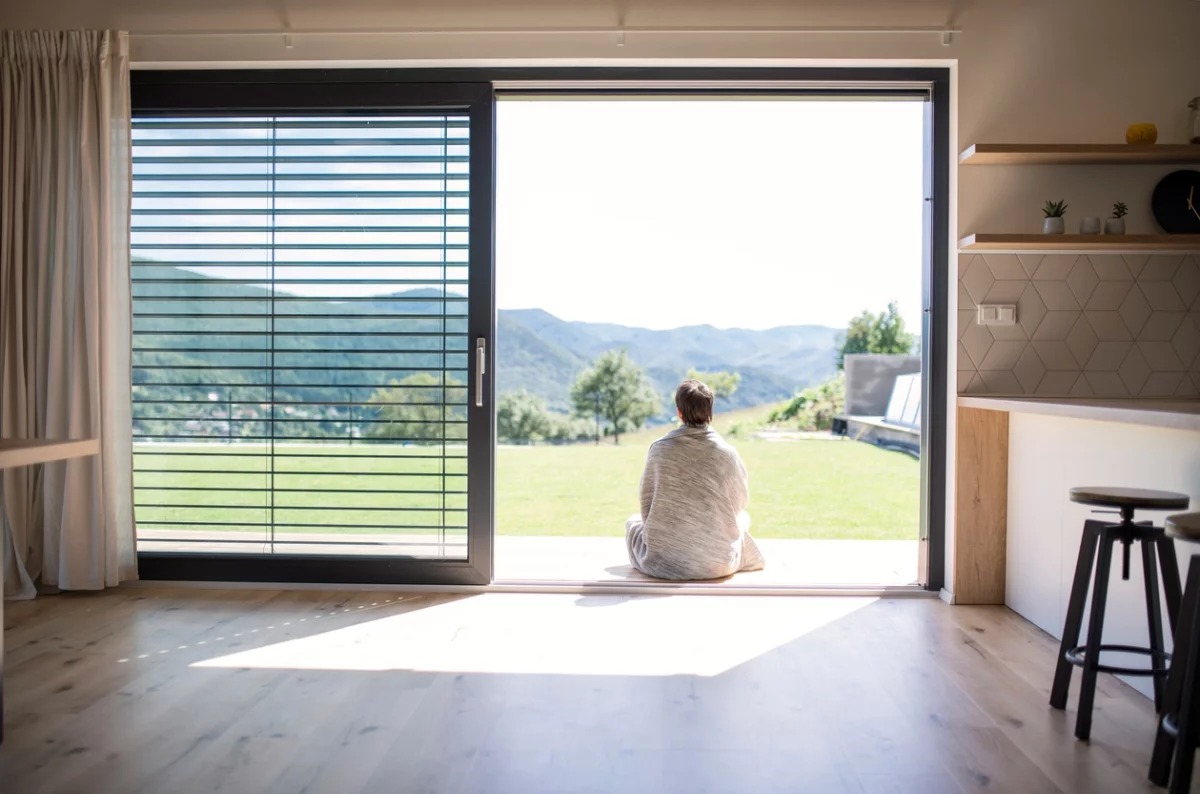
left=0, top=588, right=1183, bottom=793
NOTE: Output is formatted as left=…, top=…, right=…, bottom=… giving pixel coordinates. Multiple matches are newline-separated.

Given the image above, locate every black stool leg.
left=1160, top=537, right=1184, bottom=634
left=1076, top=529, right=1116, bottom=741
left=1171, top=574, right=1200, bottom=794
left=1144, top=539, right=1168, bottom=711
left=1151, top=557, right=1200, bottom=787
left=1051, top=521, right=1102, bottom=711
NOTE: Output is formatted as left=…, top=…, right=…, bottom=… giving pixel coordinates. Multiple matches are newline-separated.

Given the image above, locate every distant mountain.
left=498, top=308, right=840, bottom=414
left=130, top=263, right=841, bottom=423
left=496, top=311, right=589, bottom=406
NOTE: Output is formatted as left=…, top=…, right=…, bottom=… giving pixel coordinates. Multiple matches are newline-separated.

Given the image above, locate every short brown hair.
left=675, top=379, right=715, bottom=427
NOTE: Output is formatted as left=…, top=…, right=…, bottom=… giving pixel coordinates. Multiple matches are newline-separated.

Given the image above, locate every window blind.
left=131, top=114, right=471, bottom=558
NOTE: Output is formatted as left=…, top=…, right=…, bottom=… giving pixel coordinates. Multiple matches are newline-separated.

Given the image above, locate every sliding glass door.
left=131, top=68, right=948, bottom=591
left=132, top=78, right=494, bottom=585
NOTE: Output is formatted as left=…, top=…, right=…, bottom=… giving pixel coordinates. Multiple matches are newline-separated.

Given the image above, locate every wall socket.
left=977, top=304, right=1017, bottom=326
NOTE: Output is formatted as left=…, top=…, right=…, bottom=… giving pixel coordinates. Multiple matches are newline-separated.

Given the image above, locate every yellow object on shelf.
left=1126, top=123, right=1159, bottom=144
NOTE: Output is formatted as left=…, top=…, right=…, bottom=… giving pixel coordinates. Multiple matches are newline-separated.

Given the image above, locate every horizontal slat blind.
left=132, top=114, right=470, bottom=557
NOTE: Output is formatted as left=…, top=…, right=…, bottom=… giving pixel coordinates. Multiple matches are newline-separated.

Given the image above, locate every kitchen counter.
left=952, top=397, right=1200, bottom=701
left=957, top=396, right=1200, bottom=431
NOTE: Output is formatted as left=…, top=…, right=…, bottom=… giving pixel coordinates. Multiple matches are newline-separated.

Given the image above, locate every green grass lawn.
left=134, top=428, right=918, bottom=541
left=497, top=437, right=918, bottom=540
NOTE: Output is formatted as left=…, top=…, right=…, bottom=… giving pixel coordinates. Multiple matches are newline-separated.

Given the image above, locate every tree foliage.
left=685, top=368, right=741, bottom=400
left=495, top=389, right=597, bottom=445
left=367, top=373, right=466, bottom=442
left=570, top=349, right=660, bottom=445
left=497, top=389, right=553, bottom=443
left=768, top=373, right=845, bottom=432
left=544, top=414, right=596, bottom=443
left=836, top=302, right=915, bottom=370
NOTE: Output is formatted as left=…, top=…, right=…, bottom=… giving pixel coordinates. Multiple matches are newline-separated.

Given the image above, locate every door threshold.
left=489, top=579, right=932, bottom=596
left=123, top=579, right=932, bottom=597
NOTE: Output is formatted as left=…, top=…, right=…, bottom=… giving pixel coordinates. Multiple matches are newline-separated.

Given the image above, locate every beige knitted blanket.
left=624, top=424, right=765, bottom=580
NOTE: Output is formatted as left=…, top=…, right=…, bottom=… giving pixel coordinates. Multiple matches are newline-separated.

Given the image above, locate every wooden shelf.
left=0, top=438, right=100, bottom=469
left=959, top=234, right=1200, bottom=252
left=959, top=144, right=1200, bottom=166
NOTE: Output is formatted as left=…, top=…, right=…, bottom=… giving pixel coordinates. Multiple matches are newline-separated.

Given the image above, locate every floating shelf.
left=959, top=234, right=1200, bottom=252
left=959, top=144, right=1200, bottom=166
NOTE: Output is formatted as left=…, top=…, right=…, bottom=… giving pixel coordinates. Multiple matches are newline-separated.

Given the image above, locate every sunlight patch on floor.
left=190, top=593, right=877, bottom=677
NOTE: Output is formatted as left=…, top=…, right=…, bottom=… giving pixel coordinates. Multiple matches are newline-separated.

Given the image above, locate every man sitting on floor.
left=624, top=379, right=766, bottom=581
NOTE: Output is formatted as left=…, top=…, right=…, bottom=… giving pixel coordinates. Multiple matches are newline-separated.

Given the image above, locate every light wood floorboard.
left=0, top=589, right=1186, bottom=793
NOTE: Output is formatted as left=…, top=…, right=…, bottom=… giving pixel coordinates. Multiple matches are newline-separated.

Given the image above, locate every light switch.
left=978, top=304, right=1017, bottom=326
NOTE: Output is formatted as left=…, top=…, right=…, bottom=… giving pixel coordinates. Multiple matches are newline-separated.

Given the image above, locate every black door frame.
left=132, top=67, right=950, bottom=591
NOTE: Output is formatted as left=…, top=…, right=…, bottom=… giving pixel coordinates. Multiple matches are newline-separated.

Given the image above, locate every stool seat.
left=1167, top=513, right=1200, bottom=542
left=1070, top=486, right=1191, bottom=511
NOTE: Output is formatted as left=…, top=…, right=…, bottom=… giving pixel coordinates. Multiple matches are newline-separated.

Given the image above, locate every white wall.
left=1, top=0, right=1197, bottom=236
left=1007, top=411, right=1200, bottom=698
left=3, top=0, right=1199, bottom=596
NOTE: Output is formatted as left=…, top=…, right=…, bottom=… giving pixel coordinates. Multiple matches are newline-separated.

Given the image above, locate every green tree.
left=836, top=301, right=915, bottom=370
left=497, top=389, right=552, bottom=444
left=686, top=368, right=741, bottom=400
left=838, top=312, right=876, bottom=368
left=570, top=349, right=660, bottom=445
left=367, top=373, right=466, bottom=442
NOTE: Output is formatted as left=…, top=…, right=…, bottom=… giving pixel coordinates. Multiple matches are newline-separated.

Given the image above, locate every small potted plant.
left=1105, top=202, right=1128, bottom=235
left=1043, top=199, right=1068, bottom=234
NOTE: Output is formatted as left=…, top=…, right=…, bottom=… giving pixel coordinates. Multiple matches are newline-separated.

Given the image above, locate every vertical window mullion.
left=268, top=116, right=278, bottom=553
left=440, top=114, right=449, bottom=557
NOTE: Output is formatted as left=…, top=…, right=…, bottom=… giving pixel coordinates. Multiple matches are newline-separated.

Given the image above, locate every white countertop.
left=0, top=438, right=101, bottom=469
left=956, top=396, right=1200, bottom=431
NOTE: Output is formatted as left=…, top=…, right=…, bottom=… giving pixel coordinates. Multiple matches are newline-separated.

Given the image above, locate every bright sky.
left=132, top=99, right=925, bottom=334
left=497, top=99, right=926, bottom=331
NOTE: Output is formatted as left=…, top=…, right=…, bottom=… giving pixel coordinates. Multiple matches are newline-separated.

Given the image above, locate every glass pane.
left=132, top=114, right=470, bottom=559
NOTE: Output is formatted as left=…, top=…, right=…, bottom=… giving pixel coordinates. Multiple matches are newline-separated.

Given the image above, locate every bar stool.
left=1150, top=513, right=1200, bottom=793
left=1049, top=486, right=1190, bottom=741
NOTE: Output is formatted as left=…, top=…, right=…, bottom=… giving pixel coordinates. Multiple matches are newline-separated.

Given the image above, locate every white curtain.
left=0, top=31, right=136, bottom=599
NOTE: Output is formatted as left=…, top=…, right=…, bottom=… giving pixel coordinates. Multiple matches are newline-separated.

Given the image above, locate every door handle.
left=475, top=338, right=486, bottom=408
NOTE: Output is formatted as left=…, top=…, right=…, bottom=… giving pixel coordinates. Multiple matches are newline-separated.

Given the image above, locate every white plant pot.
left=1044, top=217, right=1066, bottom=234
left=1104, top=218, right=1126, bottom=235
left=1080, top=217, right=1101, bottom=235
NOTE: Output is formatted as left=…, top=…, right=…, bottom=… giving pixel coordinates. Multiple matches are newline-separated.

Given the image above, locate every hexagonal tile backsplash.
left=958, top=254, right=1200, bottom=398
